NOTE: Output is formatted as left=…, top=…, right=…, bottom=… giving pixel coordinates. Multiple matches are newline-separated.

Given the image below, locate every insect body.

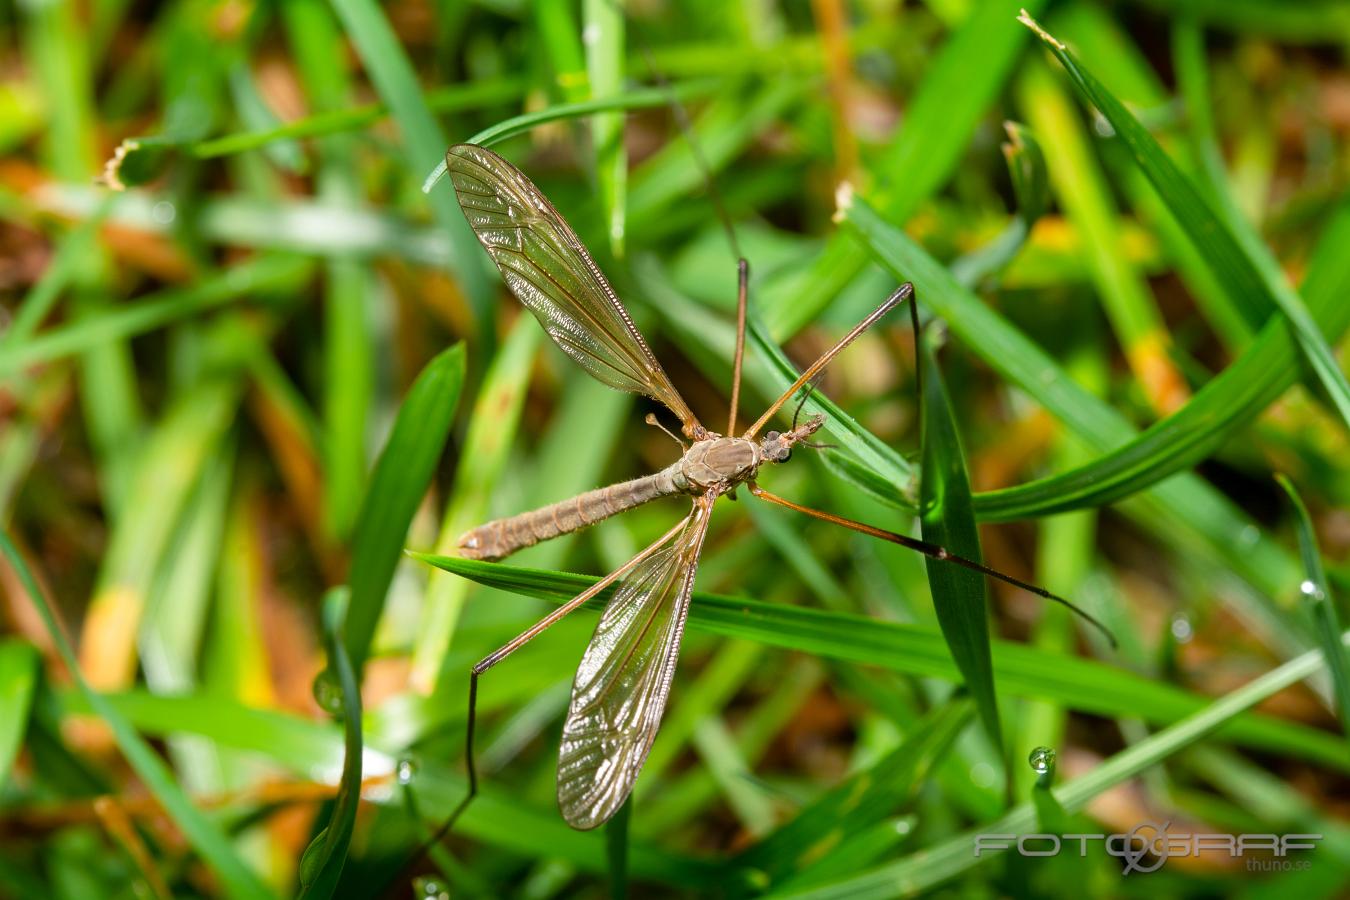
left=459, top=422, right=821, bottom=562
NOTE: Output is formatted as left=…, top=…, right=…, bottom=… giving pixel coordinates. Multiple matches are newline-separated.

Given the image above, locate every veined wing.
left=556, top=494, right=716, bottom=829
left=446, top=143, right=700, bottom=435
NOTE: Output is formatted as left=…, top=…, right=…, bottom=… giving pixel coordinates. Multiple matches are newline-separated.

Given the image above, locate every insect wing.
left=556, top=497, right=714, bottom=829
left=446, top=144, right=700, bottom=433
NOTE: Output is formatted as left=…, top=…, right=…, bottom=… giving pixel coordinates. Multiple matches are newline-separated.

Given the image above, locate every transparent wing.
left=446, top=144, right=700, bottom=433
left=556, top=495, right=715, bottom=829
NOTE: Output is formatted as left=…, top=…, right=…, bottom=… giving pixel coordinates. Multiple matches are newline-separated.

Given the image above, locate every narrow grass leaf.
left=1022, top=11, right=1350, bottom=434
left=775, top=0, right=1048, bottom=333
left=0, top=256, right=312, bottom=380
left=836, top=190, right=1310, bottom=652
left=344, top=343, right=466, bottom=676
left=422, top=81, right=723, bottom=192
left=0, top=533, right=271, bottom=899
left=738, top=699, right=972, bottom=889
left=0, top=639, right=39, bottom=792
left=765, top=630, right=1350, bottom=899
left=918, top=337, right=1001, bottom=752
left=584, top=0, right=626, bottom=256
left=606, top=798, right=631, bottom=900
left=326, top=0, right=491, bottom=325
left=417, top=556, right=1349, bottom=771
left=299, top=589, right=363, bottom=899
left=1277, top=475, right=1350, bottom=733
left=411, top=320, right=542, bottom=691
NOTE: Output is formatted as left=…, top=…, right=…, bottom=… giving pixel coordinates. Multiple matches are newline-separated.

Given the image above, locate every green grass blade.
left=584, top=0, right=626, bottom=257
left=918, top=335, right=1001, bottom=753
left=0, top=533, right=272, bottom=898
left=766, top=630, right=1350, bottom=899
left=0, top=639, right=39, bottom=793
left=417, top=555, right=1349, bottom=771
left=299, top=589, right=363, bottom=899
left=1022, top=11, right=1350, bottom=434
left=836, top=190, right=1309, bottom=652
left=411, top=320, right=542, bottom=691
left=326, top=0, right=492, bottom=326
left=774, top=0, right=1048, bottom=333
left=738, top=699, right=972, bottom=889
left=1277, top=475, right=1350, bottom=733
left=0, top=256, right=312, bottom=380
left=605, top=798, right=631, bottom=900
left=344, top=344, right=466, bottom=676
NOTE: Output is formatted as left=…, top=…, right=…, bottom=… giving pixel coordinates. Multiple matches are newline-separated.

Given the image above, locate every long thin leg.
left=747, top=483, right=1116, bottom=647
left=744, top=282, right=914, bottom=439
left=727, top=258, right=749, bottom=436
left=400, top=516, right=689, bottom=875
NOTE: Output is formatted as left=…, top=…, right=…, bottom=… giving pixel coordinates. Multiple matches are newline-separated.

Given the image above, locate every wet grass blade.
left=299, top=589, right=362, bottom=899
left=344, top=344, right=466, bottom=676
left=416, top=555, right=1349, bottom=770
left=1277, top=475, right=1350, bottom=734
left=918, top=335, right=1002, bottom=753
left=836, top=190, right=1310, bottom=649
left=767, top=630, right=1350, bottom=899
left=0, top=532, right=272, bottom=898
left=1022, top=11, right=1350, bottom=434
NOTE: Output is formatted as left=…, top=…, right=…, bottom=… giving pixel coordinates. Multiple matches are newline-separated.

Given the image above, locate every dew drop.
left=151, top=200, right=176, bottom=225
left=311, top=669, right=344, bottom=716
left=396, top=757, right=419, bottom=785
left=1028, top=746, right=1056, bottom=775
left=413, top=876, right=449, bottom=900
left=1170, top=614, right=1193, bottom=643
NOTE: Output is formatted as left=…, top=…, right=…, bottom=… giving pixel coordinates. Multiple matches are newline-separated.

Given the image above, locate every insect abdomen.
left=459, top=463, right=686, bottom=561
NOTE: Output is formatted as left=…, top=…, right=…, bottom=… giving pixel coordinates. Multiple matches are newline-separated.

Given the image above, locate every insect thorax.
left=679, top=437, right=759, bottom=492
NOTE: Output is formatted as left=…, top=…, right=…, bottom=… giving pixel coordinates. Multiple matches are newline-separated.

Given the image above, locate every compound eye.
left=780, top=449, right=792, bottom=463
left=765, top=431, right=781, bottom=441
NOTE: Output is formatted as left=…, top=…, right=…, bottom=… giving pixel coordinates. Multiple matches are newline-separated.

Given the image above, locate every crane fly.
left=437, top=143, right=1103, bottom=832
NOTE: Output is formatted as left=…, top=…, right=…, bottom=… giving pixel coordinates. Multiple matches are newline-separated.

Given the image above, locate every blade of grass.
left=0, top=255, right=312, bottom=380
left=298, top=590, right=362, bottom=899
left=0, top=533, right=271, bottom=898
left=1016, top=61, right=1187, bottom=414
left=764, top=628, right=1350, bottom=899
left=771, top=0, right=1048, bottom=336
left=410, top=319, right=542, bottom=692
left=1021, top=11, right=1350, bottom=435
left=82, top=378, right=244, bottom=689
left=738, top=699, right=972, bottom=889
left=584, top=0, right=626, bottom=257
left=344, top=344, right=466, bottom=676
left=1277, top=475, right=1350, bottom=733
left=837, top=190, right=1311, bottom=657
left=419, top=555, right=1350, bottom=771
left=918, top=335, right=1001, bottom=754
left=0, top=639, right=39, bottom=793
left=326, top=0, right=492, bottom=329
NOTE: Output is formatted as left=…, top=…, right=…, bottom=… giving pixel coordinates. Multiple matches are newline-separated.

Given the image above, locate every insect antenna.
left=747, top=483, right=1118, bottom=648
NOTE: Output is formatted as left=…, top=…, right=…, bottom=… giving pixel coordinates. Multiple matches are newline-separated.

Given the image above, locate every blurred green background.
left=1, top=0, right=1349, bottom=896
